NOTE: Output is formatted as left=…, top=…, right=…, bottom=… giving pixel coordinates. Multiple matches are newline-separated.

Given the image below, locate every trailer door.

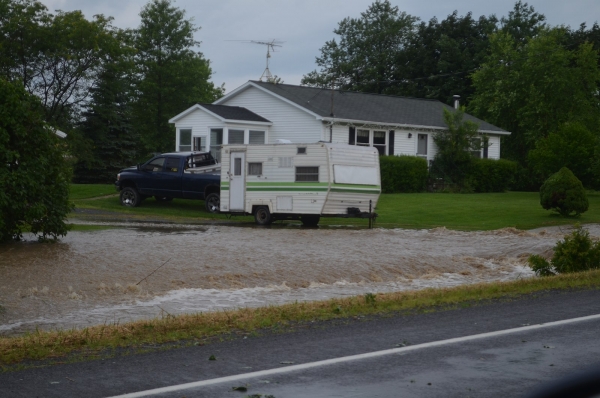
left=229, top=151, right=245, bottom=211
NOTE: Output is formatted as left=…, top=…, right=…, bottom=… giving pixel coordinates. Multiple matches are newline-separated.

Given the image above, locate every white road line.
left=107, top=313, right=600, bottom=398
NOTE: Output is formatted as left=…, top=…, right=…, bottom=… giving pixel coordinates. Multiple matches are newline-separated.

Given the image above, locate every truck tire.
left=205, top=193, right=220, bottom=213
left=154, top=196, right=173, bottom=202
left=300, top=215, right=321, bottom=226
left=254, top=206, right=272, bottom=225
left=120, top=187, right=141, bottom=207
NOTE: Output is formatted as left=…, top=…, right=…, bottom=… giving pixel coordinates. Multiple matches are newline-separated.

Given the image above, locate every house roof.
left=168, top=103, right=271, bottom=124
left=219, top=81, right=508, bottom=134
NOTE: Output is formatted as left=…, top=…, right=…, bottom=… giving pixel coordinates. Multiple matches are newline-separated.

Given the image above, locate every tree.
left=301, top=0, right=418, bottom=94
left=401, top=11, right=498, bottom=105
left=0, top=78, right=73, bottom=242
left=73, top=46, right=140, bottom=183
left=469, top=27, right=600, bottom=170
left=133, top=0, right=223, bottom=155
left=528, top=123, right=599, bottom=188
left=430, top=108, right=482, bottom=190
left=0, top=0, right=122, bottom=127
left=499, top=0, right=546, bottom=44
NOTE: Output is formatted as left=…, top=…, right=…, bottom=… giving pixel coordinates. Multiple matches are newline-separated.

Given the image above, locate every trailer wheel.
left=300, top=215, right=320, bottom=226
left=120, top=187, right=141, bottom=207
left=254, top=206, right=272, bottom=225
left=205, top=193, right=220, bottom=213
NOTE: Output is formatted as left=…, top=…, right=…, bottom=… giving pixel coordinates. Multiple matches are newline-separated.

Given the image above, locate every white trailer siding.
left=323, top=145, right=380, bottom=215
left=222, top=87, right=323, bottom=144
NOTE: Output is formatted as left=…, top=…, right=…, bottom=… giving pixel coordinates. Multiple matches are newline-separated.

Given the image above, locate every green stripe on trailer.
left=246, top=182, right=329, bottom=187
left=247, top=187, right=328, bottom=192
left=332, top=183, right=381, bottom=189
left=330, top=188, right=381, bottom=194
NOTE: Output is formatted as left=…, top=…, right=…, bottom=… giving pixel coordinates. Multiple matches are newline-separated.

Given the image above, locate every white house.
left=169, top=81, right=509, bottom=163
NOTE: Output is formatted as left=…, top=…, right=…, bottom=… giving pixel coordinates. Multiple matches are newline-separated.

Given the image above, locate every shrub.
left=539, top=167, right=588, bottom=216
left=468, top=158, right=517, bottom=193
left=379, top=155, right=428, bottom=193
left=528, top=225, right=600, bottom=276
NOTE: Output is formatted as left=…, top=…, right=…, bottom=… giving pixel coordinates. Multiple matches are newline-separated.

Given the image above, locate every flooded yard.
left=0, top=222, right=590, bottom=336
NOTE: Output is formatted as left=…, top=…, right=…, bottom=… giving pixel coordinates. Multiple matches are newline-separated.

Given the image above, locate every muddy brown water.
left=0, top=222, right=592, bottom=336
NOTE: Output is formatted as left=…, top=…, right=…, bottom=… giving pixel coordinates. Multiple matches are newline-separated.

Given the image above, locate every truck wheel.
left=154, top=196, right=173, bottom=202
left=254, top=206, right=272, bottom=225
left=300, top=215, right=320, bottom=226
left=205, top=193, right=220, bottom=213
left=120, top=187, right=141, bottom=207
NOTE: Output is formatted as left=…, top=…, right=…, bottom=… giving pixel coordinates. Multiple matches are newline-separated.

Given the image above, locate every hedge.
left=379, top=155, right=428, bottom=193
left=468, top=158, right=518, bottom=193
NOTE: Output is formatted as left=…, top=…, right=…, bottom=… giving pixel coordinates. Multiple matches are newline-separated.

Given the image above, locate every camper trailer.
left=219, top=142, right=381, bottom=226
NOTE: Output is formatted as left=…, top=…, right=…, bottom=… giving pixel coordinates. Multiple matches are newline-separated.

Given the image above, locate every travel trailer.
left=219, top=142, right=381, bottom=226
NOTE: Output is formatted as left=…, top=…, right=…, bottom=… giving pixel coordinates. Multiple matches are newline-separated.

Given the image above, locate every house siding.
left=221, top=87, right=323, bottom=144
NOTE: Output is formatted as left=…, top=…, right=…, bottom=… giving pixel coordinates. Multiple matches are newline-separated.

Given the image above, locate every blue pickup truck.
left=115, top=152, right=221, bottom=213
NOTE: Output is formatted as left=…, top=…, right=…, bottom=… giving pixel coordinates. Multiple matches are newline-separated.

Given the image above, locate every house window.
left=248, top=162, right=263, bottom=175
left=356, top=129, right=370, bottom=146
left=179, top=129, right=192, bottom=152
left=470, top=138, right=482, bottom=158
left=296, top=166, right=319, bottom=182
left=352, top=128, right=388, bottom=155
left=249, top=130, right=265, bottom=144
left=193, top=136, right=206, bottom=152
left=210, top=128, right=223, bottom=162
left=373, top=130, right=386, bottom=155
left=297, top=147, right=307, bottom=154
left=417, top=134, right=428, bottom=157
left=229, top=129, right=245, bottom=144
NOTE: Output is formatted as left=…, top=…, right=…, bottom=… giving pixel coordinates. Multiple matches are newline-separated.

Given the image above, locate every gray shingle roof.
left=249, top=81, right=507, bottom=133
left=198, top=103, right=271, bottom=123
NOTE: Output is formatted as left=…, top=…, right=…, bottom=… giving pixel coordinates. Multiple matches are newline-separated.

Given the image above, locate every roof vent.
left=453, top=95, right=461, bottom=110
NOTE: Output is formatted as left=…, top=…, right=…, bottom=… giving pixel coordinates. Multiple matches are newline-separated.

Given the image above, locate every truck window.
left=164, top=157, right=180, bottom=172
left=143, top=157, right=165, bottom=172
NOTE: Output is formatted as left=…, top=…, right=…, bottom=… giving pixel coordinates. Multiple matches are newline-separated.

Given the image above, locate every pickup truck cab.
left=115, top=152, right=221, bottom=213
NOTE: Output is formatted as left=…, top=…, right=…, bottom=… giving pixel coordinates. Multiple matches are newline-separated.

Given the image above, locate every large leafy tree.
left=0, top=78, right=73, bottom=242
left=401, top=11, right=498, bottom=105
left=0, top=0, right=121, bottom=128
left=134, top=0, right=223, bottom=155
left=301, top=0, right=418, bottom=94
left=469, top=27, right=600, bottom=170
left=529, top=123, right=599, bottom=189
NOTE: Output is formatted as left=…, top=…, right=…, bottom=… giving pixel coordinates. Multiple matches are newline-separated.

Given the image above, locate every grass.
left=2, top=269, right=600, bottom=368
left=70, top=184, right=600, bottom=231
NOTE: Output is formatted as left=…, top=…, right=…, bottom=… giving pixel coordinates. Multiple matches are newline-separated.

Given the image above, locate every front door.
left=229, top=151, right=245, bottom=211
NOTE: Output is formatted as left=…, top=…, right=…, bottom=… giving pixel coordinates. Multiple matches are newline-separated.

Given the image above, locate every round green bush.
left=539, top=167, right=588, bottom=216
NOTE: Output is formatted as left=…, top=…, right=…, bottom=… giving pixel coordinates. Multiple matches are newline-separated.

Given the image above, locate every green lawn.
left=69, top=184, right=600, bottom=230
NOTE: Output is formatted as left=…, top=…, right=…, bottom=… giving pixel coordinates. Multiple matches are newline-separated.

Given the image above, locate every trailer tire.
left=205, top=193, right=220, bottom=213
left=154, top=196, right=173, bottom=202
left=254, top=206, right=272, bottom=225
left=120, top=187, right=141, bottom=207
left=300, top=215, right=320, bottom=226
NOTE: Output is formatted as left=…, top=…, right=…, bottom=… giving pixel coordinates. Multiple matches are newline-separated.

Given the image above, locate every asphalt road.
left=3, top=288, right=600, bottom=397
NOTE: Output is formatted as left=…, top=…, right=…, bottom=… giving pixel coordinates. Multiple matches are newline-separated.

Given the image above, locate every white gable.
left=217, top=85, right=323, bottom=144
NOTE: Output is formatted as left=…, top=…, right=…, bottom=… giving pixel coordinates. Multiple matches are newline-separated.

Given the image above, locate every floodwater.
left=0, top=222, right=590, bottom=336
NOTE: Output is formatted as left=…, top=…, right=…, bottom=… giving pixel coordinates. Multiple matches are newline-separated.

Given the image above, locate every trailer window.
left=296, top=166, right=319, bottom=182
left=248, top=162, right=263, bottom=176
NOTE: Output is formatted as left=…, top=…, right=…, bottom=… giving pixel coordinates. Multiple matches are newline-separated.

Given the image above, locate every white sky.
left=39, top=0, right=600, bottom=94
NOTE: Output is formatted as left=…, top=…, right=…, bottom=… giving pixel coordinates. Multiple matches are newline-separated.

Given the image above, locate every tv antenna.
left=230, top=39, right=284, bottom=81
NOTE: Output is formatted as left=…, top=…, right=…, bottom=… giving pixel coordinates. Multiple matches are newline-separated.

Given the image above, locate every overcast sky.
left=39, top=0, right=600, bottom=93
